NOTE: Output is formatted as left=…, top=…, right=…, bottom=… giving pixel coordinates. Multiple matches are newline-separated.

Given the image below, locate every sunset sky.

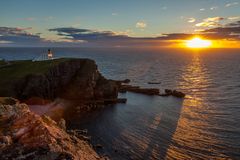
left=0, top=0, right=240, bottom=47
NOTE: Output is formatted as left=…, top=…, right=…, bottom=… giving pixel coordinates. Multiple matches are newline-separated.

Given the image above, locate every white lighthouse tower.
left=47, top=49, right=53, bottom=59
left=32, top=49, right=54, bottom=61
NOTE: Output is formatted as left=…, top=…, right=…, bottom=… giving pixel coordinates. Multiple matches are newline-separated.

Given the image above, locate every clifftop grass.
left=0, top=58, right=74, bottom=96
left=0, top=60, right=8, bottom=66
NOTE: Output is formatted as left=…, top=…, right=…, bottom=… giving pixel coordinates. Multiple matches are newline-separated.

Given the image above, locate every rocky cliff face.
left=0, top=97, right=101, bottom=160
left=14, top=59, right=118, bottom=101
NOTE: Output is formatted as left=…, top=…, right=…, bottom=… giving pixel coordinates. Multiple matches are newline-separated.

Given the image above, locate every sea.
left=0, top=47, right=240, bottom=160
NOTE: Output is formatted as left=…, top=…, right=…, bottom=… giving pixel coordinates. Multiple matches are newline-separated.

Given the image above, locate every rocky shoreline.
left=0, top=58, right=185, bottom=159
left=0, top=58, right=119, bottom=159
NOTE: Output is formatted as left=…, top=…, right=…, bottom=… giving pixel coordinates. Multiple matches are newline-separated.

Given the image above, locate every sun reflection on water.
left=165, top=54, right=229, bottom=159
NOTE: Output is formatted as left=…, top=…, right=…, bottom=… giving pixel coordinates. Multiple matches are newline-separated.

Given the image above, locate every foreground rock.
left=0, top=97, right=101, bottom=160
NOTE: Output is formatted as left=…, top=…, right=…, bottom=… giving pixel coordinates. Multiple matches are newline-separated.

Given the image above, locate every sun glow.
left=186, top=37, right=212, bottom=48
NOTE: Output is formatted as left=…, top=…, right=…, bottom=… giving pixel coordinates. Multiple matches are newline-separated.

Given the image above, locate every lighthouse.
left=47, top=49, right=53, bottom=59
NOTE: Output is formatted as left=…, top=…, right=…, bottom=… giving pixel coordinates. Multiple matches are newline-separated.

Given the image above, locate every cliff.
left=0, top=97, right=101, bottom=160
left=0, top=58, right=118, bottom=102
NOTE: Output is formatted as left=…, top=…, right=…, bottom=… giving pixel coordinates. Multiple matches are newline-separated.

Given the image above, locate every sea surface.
left=1, top=47, right=240, bottom=160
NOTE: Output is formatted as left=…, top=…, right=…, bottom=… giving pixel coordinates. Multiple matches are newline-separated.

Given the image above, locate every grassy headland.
left=0, top=58, right=73, bottom=96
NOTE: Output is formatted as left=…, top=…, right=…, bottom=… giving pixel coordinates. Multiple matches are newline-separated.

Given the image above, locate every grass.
left=0, top=60, right=8, bottom=66
left=0, top=58, right=74, bottom=96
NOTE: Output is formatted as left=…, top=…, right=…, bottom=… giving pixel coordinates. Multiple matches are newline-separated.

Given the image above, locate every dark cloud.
left=227, top=21, right=240, bottom=27
left=0, top=27, right=45, bottom=46
left=49, top=27, right=129, bottom=41
left=0, top=27, right=85, bottom=47
left=49, top=28, right=90, bottom=34
left=201, top=21, right=240, bottom=40
left=202, top=27, right=240, bottom=34
left=155, top=20, right=240, bottom=41
left=156, top=33, right=194, bottom=40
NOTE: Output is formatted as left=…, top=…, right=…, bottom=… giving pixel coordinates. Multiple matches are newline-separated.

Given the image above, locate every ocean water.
left=0, top=47, right=240, bottom=159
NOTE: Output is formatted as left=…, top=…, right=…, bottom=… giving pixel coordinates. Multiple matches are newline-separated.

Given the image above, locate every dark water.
left=1, top=47, right=240, bottom=159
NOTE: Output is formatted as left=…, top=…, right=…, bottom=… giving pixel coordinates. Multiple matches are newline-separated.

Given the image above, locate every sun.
left=186, top=37, right=212, bottom=48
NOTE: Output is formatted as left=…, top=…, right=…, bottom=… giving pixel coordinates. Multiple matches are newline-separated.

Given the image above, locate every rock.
left=161, top=89, right=185, bottom=98
left=58, top=118, right=66, bottom=131
left=75, top=129, right=88, bottom=135
left=148, top=82, right=161, bottom=84
left=158, top=93, right=170, bottom=97
left=165, top=89, right=173, bottom=95
left=122, top=79, right=131, bottom=84
left=77, top=135, right=91, bottom=142
left=0, top=136, right=12, bottom=149
left=0, top=98, right=100, bottom=160
left=172, top=90, right=186, bottom=98
left=120, top=85, right=159, bottom=95
left=117, top=98, right=127, bottom=103
left=110, top=79, right=131, bottom=86
left=95, top=144, right=103, bottom=149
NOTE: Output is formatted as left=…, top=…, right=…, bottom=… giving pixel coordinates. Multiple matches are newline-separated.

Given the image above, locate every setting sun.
left=186, top=37, right=212, bottom=48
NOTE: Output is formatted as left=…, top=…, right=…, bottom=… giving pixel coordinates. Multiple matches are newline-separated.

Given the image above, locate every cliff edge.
left=0, top=58, right=118, bottom=102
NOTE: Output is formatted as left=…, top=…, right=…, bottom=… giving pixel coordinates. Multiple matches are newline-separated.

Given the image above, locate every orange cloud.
left=195, top=17, right=224, bottom=27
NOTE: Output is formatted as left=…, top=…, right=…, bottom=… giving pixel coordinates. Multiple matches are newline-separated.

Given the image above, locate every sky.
left=0, top=0, right=240, bottom=47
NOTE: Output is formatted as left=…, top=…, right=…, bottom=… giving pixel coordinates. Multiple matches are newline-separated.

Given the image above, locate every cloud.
left=188, top=18, right=196, bottom=23
left=48, top=24, right=240, bottom=45
left=210, top=6, right=218, bottom=10
left=200, top=8, right=205, bottom=11
left=45, top=16, right=54, bottom=21
left=225, top=20, right=240, bottom=27
left=1, top=20, right=240, bottom=47
left=195, top=17, right=224, bottom=27
left=152, top=20, right=240, bottom=41
left=0, top=27, right=96, bottom=47
left=161, top=6, right=167, bottom=10
left=24, top=17, right=36, bottom=21
left=136, top=21, right=147, bottom=29
left=112, top=13, right=118, bottom=16
left=205, top=17, right=224, bottom=22
left=49, top=27, right=174, bottom=47
left=200, top=20, right=240, bottom=40
left=0, top=27, right=45, bottom=46
left=225, top=2, right=239, bottom=7
left=228, top=16, right=240, bottom=21
left=195, top=22, right=219, bottom=27
left=49, top=27, right=129, bottom=41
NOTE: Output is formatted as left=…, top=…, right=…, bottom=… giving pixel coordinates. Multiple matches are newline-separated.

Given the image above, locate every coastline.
left=0, top=58, right=120, bottom=159
left=0, top=57, right=185, bottom=159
